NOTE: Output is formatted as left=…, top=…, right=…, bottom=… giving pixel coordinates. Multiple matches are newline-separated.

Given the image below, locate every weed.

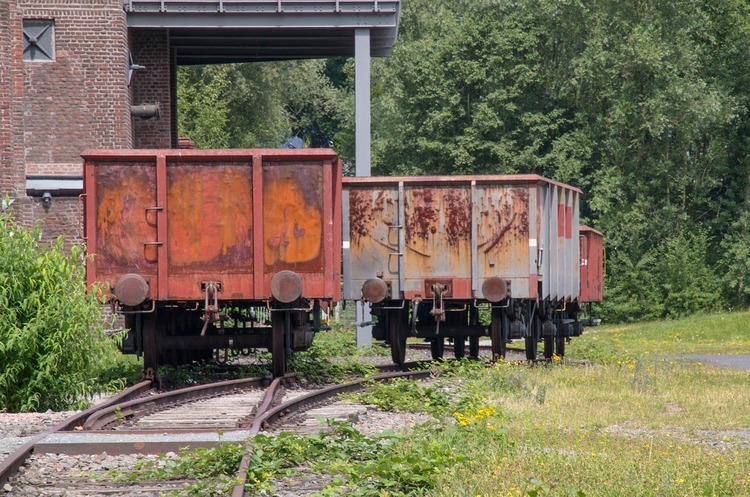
left=109, top=443, right=244, bottom=496
left=289, top=348, right=377, bottom=385
left=348, top=377, right=451, bottom=415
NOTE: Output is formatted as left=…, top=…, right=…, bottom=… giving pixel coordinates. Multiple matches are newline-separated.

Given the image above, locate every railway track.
left=0, top=364, right=433, bottom=496
left=0, top=340, right=552, bottom=496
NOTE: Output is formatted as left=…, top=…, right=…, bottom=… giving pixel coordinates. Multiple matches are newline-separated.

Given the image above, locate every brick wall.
left=0, top=0, right=26, bottom=199
left=31, top=196, right=84, bottom=249
left=20, top=0, right=132, bottom=171
left=0, top=0, right=133, bottom=244
left=0, top=2, right=180, bottom=246
left=131, top=29, right=175, bottom=149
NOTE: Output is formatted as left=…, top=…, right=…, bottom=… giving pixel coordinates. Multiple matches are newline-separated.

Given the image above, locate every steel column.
left=355, top=27, right=372, bottom=347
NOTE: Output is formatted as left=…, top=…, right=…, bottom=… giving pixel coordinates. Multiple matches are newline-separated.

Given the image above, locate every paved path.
left=672, top=354, right=750, bottom=370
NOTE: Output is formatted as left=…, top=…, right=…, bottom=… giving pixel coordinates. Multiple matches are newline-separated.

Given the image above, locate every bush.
left=0, top=212, right=124, bottom=412
left=603, top=229, right=723, bottom=322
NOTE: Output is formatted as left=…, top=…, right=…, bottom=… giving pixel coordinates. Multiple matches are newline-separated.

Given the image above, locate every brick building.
left=0, top=0, right=400, bottom=246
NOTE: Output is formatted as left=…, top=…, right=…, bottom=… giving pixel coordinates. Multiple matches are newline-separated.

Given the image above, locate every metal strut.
left=429, top=284, right=447, bottom=335
left=201, top=281, right=220, bottom=336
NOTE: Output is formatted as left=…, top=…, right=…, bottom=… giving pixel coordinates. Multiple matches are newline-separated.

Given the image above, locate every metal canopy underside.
left=125, top=0, right=401, bottom=64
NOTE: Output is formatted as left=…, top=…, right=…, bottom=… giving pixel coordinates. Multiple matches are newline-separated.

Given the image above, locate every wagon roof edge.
left=80, top=148, right=340, bottom=162
left=342, top=174, right=582, bottom=194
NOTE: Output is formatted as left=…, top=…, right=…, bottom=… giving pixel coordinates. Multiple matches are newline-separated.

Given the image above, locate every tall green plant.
left=0, top=212, right=123, bottom=412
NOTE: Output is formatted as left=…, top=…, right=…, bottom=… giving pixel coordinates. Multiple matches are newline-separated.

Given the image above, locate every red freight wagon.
left=83, top=149, right=341, bottom=377
left=343, top=174, right=586, bottom=363
left=579, top=226, right=604, bottom=303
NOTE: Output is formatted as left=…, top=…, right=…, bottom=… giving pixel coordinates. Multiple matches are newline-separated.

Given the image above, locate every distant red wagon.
left=83, top=148, right=342, bottom=377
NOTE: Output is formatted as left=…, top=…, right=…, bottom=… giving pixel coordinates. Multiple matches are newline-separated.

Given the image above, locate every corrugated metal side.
left=344, top=175, right=567, bottom=301
left=580, top=226, right=604, bottom=302
left=538, top=181, right=581, bottom=302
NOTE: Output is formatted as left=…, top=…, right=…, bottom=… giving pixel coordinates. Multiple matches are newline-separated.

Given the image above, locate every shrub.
left=0, top=212, right=123, bottom=412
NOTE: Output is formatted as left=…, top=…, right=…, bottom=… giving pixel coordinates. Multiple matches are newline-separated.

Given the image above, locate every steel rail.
left=0, top=380, right=152, bottom=486
left=82, top=375, right=272, bottom=430
left=231, top=368, right=433, bottom=496
left=407, top=342, right=526, bottom=354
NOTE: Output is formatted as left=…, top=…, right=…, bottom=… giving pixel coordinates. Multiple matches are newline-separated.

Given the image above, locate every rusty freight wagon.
left=83, top=149, right=342, bottom=377
left=343, top=175, right=584, bottom=363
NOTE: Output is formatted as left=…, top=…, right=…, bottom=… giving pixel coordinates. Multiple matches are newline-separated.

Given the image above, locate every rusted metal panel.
left=262, top=163, right=324, bottom=272
left=89, top=162, right=158, bottom=294
left=403, top=186, right=472, bottom=298
left=83, top=148, right=341, bottom=303
left=580, top=226, right=604, bottom=302
left=346, top=185, right=402, bottom=297
left=344, top=175, right=581, bottom=302
left=474, top=184, right=531, bottom=298
left=164, top=160, right=254, bottom=300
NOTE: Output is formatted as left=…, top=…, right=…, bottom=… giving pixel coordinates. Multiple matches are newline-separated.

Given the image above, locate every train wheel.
left=454, top=336, right=466, bottom=359
left=271, top=311, right=288, bottom=377
left=142, top=311, right=158, bottom=378
left=469, top=336, right=480, bottom=358
left=490, top=307, right=507, bottom=360
left=430, top=337, right=445, bottom=360
left=543, top=335, right=555, bottom=359
left=525, top=314, right=539, bottom=361
left=555, top=336, right=566, bottom=357
left=389, top=308, right=407, bottom=365
left=525, top=335, right=538, bottom=361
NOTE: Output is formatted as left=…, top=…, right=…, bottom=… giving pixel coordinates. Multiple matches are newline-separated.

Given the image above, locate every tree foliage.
left=0, top=213, right=123, bottom=412
left=370, top=0, right=750, bottom=321
left=175, top=0, right=750, bottom=322
left=177, top=60, right=353, bottom=157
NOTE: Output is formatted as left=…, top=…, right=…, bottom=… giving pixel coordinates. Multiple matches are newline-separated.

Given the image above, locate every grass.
left=570, top=311, right=750, bottom=360
left=442, top=359, right=750, bottom=496
left=425, top=311, right=750, bottom=497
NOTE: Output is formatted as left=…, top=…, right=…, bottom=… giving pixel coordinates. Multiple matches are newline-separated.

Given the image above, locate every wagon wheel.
left=142, top=311, right=158, bottom=379
left=525, top=314, right=539, bottom=361
left=525, top=335, right=538, bottom=361
left=389, top=308, right=407, bottom=365
left=490, top=307, right=508, bottom=360
left=555, top=336, right=566, bottom=357
left=453, top=336, right=466, bottom=359
left=469, top=336, right=480, bottom=358
left=430, top=337, right=445, bottom=361
left=271, top=311, right=288, bottom=377
left=543, top=334, right=555, bottom=359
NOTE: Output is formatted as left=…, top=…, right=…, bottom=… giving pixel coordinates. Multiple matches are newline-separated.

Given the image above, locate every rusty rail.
left=82, top=376, right=271, bottom=430
left=231, top=368, right=432, bottom=496
left=0, top=380, right=152, bottom=486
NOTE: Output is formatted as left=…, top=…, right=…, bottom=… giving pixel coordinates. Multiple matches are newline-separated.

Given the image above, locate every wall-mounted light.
left=42, top=191, right=52, bottom=211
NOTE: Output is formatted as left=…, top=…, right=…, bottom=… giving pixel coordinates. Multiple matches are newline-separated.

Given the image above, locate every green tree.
left=371, top=0, right=742, bottom=320
left=176, top=60, right=353, bottom=159
left=0, top=212, right=123, bottom=412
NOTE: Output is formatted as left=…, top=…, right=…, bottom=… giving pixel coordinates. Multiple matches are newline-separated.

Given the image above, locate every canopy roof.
left=125, top=0, right=401, bottom=64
